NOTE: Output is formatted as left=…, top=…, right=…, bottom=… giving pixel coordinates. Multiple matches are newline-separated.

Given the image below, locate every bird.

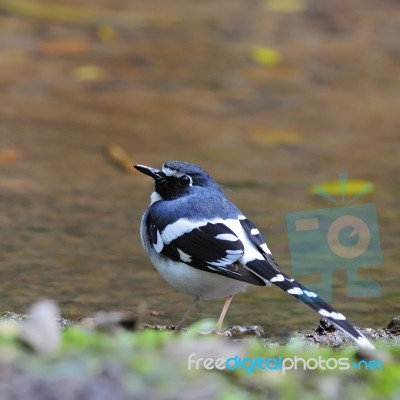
left=134, top=160, right=375, bottom=350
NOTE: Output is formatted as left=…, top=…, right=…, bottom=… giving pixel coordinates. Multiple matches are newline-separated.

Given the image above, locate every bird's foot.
left=214, top=329, right=232, bottom=337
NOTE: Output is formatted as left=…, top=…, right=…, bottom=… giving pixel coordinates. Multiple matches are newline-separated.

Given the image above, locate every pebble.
left=386, top=316, right=400, bottom=333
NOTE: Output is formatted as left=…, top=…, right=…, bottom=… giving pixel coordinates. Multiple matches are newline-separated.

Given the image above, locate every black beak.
left=134, top=164, right=163, bottom=180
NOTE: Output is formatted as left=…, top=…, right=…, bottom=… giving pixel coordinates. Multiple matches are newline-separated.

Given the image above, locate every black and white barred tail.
left=247, top=258, right=374, bottom=350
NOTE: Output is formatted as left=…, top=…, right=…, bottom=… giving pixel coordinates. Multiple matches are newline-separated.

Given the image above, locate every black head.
left=134, top=161, right=220, bottom=201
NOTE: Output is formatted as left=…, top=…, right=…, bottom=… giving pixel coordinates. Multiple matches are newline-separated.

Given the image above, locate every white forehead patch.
left=162, top=167, right=185, bottom=178
left=162, top=166, right=193, bottom=186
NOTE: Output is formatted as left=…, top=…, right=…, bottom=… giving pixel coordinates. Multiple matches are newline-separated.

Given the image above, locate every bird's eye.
left=179, top=175, right=191, bottom=186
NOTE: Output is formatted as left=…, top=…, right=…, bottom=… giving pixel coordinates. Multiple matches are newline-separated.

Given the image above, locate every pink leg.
left=175, top=297, right=200, bottom=330
left=215, top=295, right=234, bottom=332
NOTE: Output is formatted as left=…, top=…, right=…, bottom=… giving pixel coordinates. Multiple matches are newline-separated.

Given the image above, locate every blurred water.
left=0, top=0, right=399, bottom=334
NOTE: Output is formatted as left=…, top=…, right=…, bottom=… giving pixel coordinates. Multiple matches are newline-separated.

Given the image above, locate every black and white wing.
left=146, top=216, right=266, bottom=286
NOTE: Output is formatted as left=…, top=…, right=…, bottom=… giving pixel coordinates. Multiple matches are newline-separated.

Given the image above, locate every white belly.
left=148, top=250, right=249, bottom=300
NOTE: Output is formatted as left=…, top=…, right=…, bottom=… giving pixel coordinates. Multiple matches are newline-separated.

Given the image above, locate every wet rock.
left=386, top=316, right=400, bottom=334
left=224, top=325, right=264, bottom=339
left=19, top=300, right=61, bottom=354
left=91, top=311, right=138, bottom=332
left=0, top=311, right=27, bottom=323
left=315, top=319, right=336, bottom=335
left=144, top=323, right=175, bottom=331
left=0, top=310, right=76, bottom=329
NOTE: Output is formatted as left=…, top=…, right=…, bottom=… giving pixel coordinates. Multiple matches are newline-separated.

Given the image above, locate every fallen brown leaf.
left=0, top=148, right=22, bottom=164
left=37, top=39, right=91, bottom=56
left=103, top=144, right=135, bottom=175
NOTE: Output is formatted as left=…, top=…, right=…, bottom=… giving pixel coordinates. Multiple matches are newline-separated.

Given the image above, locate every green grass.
left=0, top=322, right=399, bottom=399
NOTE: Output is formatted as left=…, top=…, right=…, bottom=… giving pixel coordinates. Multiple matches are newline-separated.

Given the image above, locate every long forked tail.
left=247, top=259, right=375, bottom=350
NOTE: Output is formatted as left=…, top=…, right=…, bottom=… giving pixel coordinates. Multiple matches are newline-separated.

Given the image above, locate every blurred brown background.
left=0, top=0, right=399, bottom=335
